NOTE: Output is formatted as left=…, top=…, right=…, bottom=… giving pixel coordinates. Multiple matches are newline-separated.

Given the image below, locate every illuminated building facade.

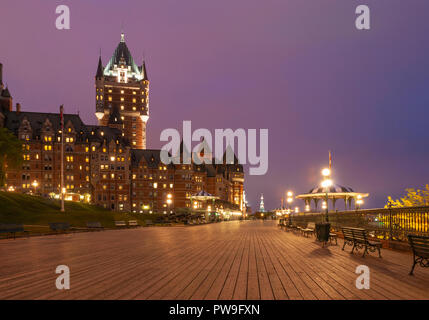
left=0, top=34, right=244, bottom=213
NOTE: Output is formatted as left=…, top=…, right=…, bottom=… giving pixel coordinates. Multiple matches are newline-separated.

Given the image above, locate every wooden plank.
left=0, top=221, right=428, bottom=300
left=217, top=232, right=247, bottom=300
left=245, top=232, right=260, bottom=300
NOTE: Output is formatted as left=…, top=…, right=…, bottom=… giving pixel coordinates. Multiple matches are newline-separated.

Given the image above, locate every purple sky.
left=1, top=0, right=429, bottom=210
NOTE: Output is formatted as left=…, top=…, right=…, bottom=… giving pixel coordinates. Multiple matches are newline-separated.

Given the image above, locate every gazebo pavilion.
left=296, top=184, right=369, bottom=212
left=188, top=190, right=219, bottom=218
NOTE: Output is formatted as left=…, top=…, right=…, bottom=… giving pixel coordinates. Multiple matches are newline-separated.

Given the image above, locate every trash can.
left=315, top=222, right=331, bottom=243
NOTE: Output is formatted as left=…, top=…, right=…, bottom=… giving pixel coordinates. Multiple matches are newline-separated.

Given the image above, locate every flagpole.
left=60, top=105, right=65, bottom=212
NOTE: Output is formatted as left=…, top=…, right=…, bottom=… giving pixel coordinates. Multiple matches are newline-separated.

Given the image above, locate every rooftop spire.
left=120, top=32, right=125, bottom=43
left=96, top=55, right=104, bottom=78
left=142, top=60, right=148, bottom=80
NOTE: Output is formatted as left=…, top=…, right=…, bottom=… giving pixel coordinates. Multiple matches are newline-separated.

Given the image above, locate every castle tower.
left=0, top=63, right=13, bottom=113
left=95, top=33, right=149, bottom=149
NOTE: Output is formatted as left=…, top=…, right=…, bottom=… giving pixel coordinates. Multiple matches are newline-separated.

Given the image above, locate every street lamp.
left=321, top=168, right=333, bottom=222
left=32, top=180, right=38, bottom=195
left=152, top=182, right=158, bottom=214
left=356, top=195, right=363, bottom=210
left=321, top=168, right=331, bottom=177
left=286, top=190, right=293, bottom=214
left=166, top=193, right=173, bottom=214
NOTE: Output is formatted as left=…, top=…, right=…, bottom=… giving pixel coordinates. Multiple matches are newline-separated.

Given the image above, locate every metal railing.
left=288, top=206, right=429, bottom=242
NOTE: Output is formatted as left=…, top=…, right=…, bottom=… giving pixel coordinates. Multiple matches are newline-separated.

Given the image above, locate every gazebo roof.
left=308, top=183, right=354, bottom=194
left=297, top=182, right=369, bottom=200
left=188, top=190, right=219, bottom=200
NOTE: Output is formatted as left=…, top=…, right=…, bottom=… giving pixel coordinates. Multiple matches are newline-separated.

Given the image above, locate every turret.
left=94, top=32, right=150, bottom=149
left=95, top=55, right=105, bottom=120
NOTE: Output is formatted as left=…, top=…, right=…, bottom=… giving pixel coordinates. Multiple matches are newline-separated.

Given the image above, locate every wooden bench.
left=301, top=222, right=316, bottom=237
left=185, top=220, right=194, bottom=225
left=341, top=227, right=382, bottom=257
left=145, top=220, right=154, bottom=227
left=0, top=224, right=29, bottom=239
left=114, top=221, right=127, bottom=228
left=86, top=222, right=103, bottom=230
left=49, top=222, right=71, bottom=233
left=407, top=234, right=429, bottom=275
left=128, top=220, right=139, bottom=227
left=329, top=231, right=338, bottom=245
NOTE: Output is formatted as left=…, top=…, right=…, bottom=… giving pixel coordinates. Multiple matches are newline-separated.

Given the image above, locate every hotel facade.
left=0, top=34, right=244, bottom=213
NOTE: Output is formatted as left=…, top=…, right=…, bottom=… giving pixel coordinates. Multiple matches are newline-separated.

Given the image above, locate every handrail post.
left=388, top=204, right=393, bottom=240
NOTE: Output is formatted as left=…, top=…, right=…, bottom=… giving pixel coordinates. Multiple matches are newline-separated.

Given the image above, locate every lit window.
left=108, top=96, right=112, bottom=101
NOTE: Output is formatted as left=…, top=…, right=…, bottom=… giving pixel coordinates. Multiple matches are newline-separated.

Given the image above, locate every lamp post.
left=152, top=182, right=157, bottom=214
left=356, top=194, right=363, bottom=210
left=286, top=191, right=293, bottom=213
left=167, top=193, right=173, bottom=214
left=32, top=180, right=38, bottom=195
left=286, top=190, right=293, bottom=224
left=321, top=168, right=333, bottom=223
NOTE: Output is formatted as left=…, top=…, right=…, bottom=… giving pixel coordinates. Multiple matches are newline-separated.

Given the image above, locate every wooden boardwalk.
left=0, top=220, right=428, bottom=300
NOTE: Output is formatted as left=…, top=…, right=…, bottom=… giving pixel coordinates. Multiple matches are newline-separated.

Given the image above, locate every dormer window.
left=119, top=71, right=126, bottom=83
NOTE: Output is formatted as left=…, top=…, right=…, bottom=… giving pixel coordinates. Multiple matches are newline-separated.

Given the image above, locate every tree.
left=0, top=128, right=23, bottom=187
left=386, top=185, right=429, bottom=208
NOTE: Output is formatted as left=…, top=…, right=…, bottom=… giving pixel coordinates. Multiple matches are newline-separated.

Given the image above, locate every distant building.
left=259, top=194, right=265, bottom=212
left=0, top=33, right=244, bottom=213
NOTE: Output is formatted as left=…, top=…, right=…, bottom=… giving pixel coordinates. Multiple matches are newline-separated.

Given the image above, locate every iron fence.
left=288, top=206, right=429, bottom=242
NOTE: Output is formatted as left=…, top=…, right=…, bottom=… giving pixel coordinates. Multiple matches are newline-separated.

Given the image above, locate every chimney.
left=16, top=103, right=21, bottom=114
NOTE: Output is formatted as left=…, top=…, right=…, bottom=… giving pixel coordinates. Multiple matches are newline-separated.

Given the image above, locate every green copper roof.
left=104, top=33, right=141, bottom=77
